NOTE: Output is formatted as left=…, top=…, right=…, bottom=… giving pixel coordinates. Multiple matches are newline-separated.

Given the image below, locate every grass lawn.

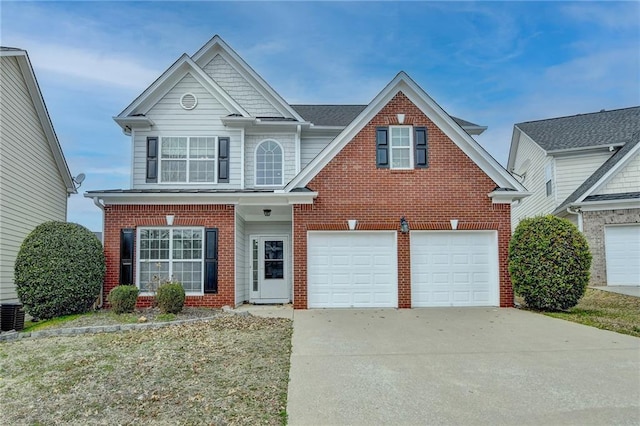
left=537, top=288, right=640, bottom=337
left=0, top=315, right=292, bottom=425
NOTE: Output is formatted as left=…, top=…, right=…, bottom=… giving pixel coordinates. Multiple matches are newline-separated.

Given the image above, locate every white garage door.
left=605, top=225, right=640, bottom=286
left=411, top=231, right=499, bottom=307
left=307, top=232, right=397, bottom=308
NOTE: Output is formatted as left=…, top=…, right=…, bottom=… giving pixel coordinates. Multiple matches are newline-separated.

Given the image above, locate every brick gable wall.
left=293, top=92, right=513, bottom=308
left=103, top=204, right=235, bottom=308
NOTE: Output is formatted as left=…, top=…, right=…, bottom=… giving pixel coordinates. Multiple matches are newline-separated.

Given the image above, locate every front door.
left=251, top=236, right=289, bottom=303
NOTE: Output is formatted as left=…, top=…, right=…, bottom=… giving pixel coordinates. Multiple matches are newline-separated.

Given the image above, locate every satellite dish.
left=73, top=173, right=86, bottom=187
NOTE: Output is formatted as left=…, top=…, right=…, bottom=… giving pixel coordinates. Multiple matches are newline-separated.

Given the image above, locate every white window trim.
left=389, top=125, right=414, bottom=170
left=136, top=226, right=205, bottom=296
left=254, top=139, right=284, bottom=187
left=158, top=136, right=218, bottom=184
left=545, top=162, right=554, bottom=197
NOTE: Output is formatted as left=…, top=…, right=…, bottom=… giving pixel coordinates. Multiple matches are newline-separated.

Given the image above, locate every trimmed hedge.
left=108, top=285, right=139, bottom=314
left=156, top=282, right=186, bottom=314
left=509, top=215, right=592, bottom=311
left=14, top=221, right=105, bottom=320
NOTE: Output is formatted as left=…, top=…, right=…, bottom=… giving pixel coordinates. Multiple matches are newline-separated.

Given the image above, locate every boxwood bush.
left=14, top=221, right=105, bottom=320
left=509, top=215, right=591, bottom=311
left=107, top=285, right=139, bottom=314
left=156, top=282, right=186, bottom=314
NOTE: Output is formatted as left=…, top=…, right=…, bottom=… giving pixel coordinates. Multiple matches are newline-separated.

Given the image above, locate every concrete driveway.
left=287, top=308, right=640, bottom=425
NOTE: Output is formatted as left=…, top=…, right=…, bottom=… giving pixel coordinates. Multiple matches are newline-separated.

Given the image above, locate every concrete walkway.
left=287, top=308, right=640, bottom=425
left=591, top=285, right=640, bottom=297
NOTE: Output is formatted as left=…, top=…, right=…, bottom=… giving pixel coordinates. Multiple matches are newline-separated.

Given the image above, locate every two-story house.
left=87, top=35, right=529, bottom=309
left=508, top=107, right=640, bottom=287
left=0, top=47, right=77, bottom=305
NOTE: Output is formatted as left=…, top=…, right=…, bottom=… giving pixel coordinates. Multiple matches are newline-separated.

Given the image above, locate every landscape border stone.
left=0, top=306, right=252, bottom=342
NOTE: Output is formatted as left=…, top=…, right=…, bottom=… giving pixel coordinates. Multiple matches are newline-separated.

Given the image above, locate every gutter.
left=565, top=206, right=583, bottom=232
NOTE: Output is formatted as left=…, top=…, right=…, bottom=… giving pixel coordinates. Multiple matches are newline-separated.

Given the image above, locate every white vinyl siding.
left=555, top=152, right=611, bottom=201
left=245, top=134, right=296, bottom=189
left=133, top=73, right=241, bottom=189
left=0, top=56, right=68, bottom=303
left=300, top=136, right=334, bottom=169
left=595, top=152, right=640, bottom=195
left=235, top=213, right=247, bottom=306
left=203, top=54, right=281, bottom=117
left=511, top=133, right=558, bottom=231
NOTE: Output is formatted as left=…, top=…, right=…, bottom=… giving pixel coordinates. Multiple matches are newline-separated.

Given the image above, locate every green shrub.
left=107, top=285, right=139, bottom=314
left=509, top=215, right=592, bottom=311
left=14, top=221, right=106, bottom=320
left=156, top=282, right=186, bottom=314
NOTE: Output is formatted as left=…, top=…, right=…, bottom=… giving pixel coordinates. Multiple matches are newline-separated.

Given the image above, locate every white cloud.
left=13, top=38, right=159, bottom=90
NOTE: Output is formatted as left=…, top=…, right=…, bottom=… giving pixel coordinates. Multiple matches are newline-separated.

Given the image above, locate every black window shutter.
left=146, top=137, right=158, bottom=183
left=120, top=228, right=135, bottom=285
left=204, top=228, right=218, bottom=293
left=376, top=127, right=389, bottom=168
left=414, top=127, right=428, bottom=168
left=218, top=137, right=229, bottom=183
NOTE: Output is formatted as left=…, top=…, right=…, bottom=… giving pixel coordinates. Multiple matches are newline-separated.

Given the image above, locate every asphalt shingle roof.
left=516, top=106, right=640, bottom=152
left=291, top=104, right=482, bottom=129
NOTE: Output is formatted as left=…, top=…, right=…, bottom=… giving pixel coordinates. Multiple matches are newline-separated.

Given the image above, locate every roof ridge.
left=517, top=105, right=640, bottom=126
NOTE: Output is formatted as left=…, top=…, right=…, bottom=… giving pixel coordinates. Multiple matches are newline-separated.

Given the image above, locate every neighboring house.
left=0, top=48, right=76, bottom=304
left=86, top=35, right=528, bottom=309
left=507, top=107, right=640, bottom=287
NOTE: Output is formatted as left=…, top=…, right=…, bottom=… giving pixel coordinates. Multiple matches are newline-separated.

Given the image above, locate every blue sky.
left=1, top=1, right=638, bottom=232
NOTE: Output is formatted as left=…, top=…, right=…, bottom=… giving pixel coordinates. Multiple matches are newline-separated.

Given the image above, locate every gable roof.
left=116, top=54, right=249, bottom=124
left=516, top=106, right=640, bottom=152
left=192, top=35, right=305, bottom=122
left=291, top=104, right=487, bottom=134
left=0, top=47, right=75, bottom=193
left=285, top=72, right=527, bottom=196
left=553, top=133, right=640, bottom=214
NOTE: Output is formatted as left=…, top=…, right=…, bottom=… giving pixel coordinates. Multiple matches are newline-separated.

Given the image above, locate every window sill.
left=389, top=169, right=417, bottom=174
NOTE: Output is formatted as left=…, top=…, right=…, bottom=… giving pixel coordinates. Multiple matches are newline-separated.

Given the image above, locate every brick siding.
left=582, top=208, right=640, bottom=285
left=103, top=204, right=235, bottom=308
left=293, top=92, right=513, bottom=308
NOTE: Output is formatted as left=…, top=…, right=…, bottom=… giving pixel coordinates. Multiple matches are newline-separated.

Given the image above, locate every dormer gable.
left=114, top=54, right=249, bottom=134
left=192, top=35, right=305, bottom=122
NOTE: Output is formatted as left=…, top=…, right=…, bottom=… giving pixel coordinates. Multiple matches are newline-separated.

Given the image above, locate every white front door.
left=251, top=236, right=290, bottom=303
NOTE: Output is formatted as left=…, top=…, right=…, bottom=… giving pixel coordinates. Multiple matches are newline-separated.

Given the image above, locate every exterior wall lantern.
left=263, top=209, right=272, bottom=217
left=400, top=216, right=410, bottom=234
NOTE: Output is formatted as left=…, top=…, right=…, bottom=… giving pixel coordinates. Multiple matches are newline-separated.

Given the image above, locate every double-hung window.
left=389, top=126, right=413, bottom=169
left=138, top=227, right=204, bottom=293
left=545, top=163, right=554, bottom=197
left=160, top=137, right=215, bottom=183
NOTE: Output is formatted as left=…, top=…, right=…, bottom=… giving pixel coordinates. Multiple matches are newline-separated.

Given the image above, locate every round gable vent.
left=180, top=93, right=198, bottom=110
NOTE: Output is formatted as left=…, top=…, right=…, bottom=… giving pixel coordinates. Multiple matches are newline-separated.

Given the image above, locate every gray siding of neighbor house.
left=133, top=73, right=242, bottom=189
left=582, top=208, right=640, bottom=286
left=0, top=56, right=68, bottom=303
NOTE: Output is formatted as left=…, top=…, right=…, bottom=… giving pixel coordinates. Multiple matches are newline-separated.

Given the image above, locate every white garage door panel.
left=308, top=232, right=397, bottom=308
left=605, top=225, right=640, bottom=286
left=411, top=231, right=499, bottom=307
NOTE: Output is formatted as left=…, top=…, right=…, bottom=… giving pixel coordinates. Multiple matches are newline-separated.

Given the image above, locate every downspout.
left=295, top=125, right=301, bottom=174
left=566, top=206, right=583, bottom=232
left=93, top=197, right=106, bottom=308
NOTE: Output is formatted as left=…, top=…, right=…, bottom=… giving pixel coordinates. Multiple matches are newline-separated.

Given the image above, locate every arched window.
left=255, top=140, right=283, bottom=186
